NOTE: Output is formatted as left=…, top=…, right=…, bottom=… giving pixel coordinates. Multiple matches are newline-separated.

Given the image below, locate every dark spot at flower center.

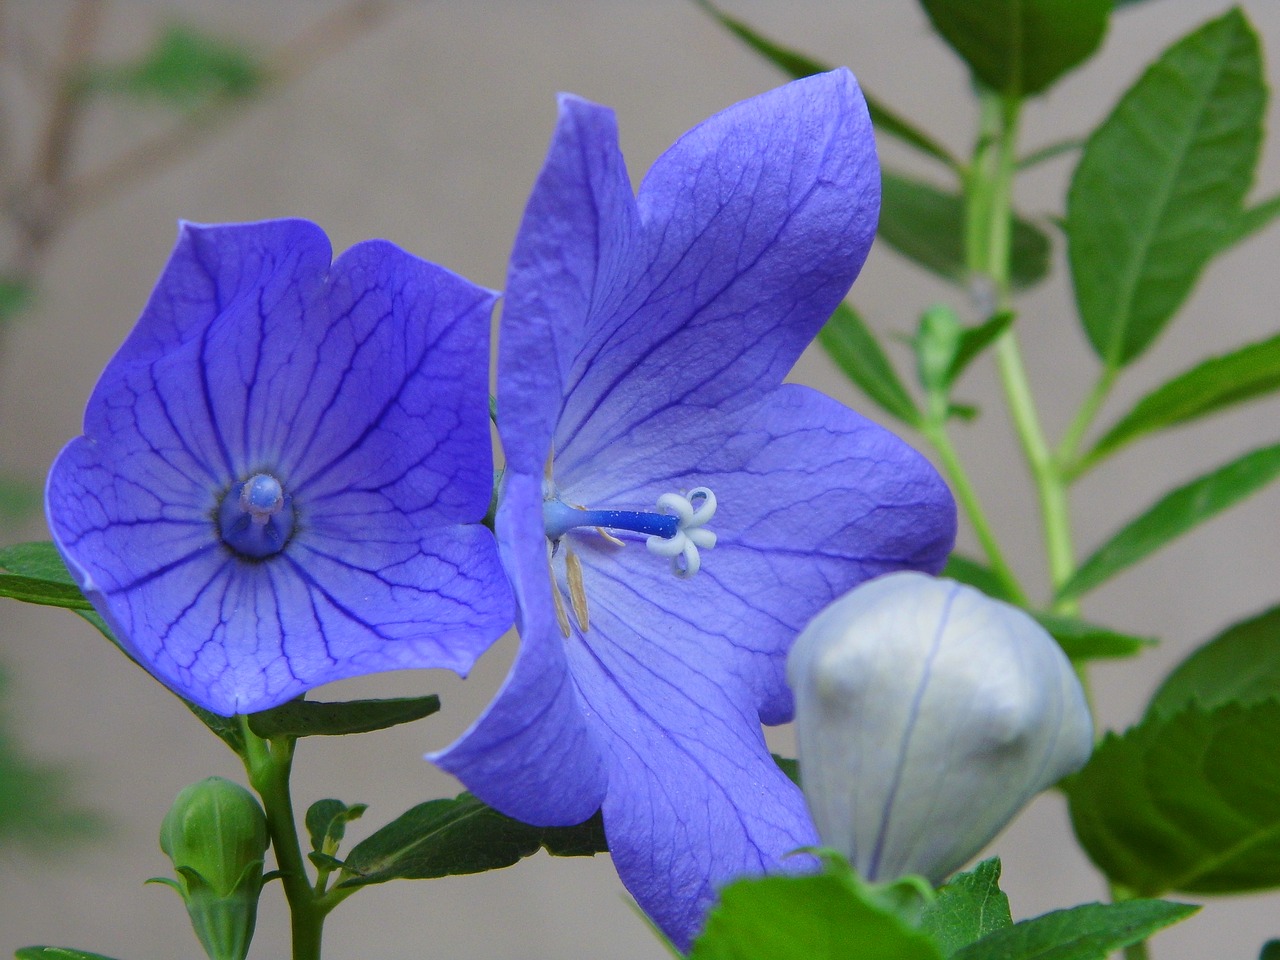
left=217, top=472, right=295, bottom=559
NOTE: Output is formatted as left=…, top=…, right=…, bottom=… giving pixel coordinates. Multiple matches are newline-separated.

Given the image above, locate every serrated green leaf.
left=941, top=555, right=1016, bottom=603
left=953, top=899, right=1195, bottom=960
left=690, top=0, right=958, bottom=168
left=305, top=799, right=367, bottom=856
left=1084, top=333, right=1280, bottom=469
left=1059, top=442, right=1280, bottom=601
left=1067, top=700, right=1280, bottom=895
left=880, top=173, right=1050, bottom=291
left=1067, top=9, right=1266, bottom=367
left=1033, top=613, right=1156, bottom=661
left=817, top=302, right=921, bottom=426
left=15, top=949, right=124, bottom=960
left=337, top=792, right=606, bottom=887
left=1149, top=604, right=1280, bottom=716
left=689, top=868, right=943, bottom=960
left=920, top=859, right=1012, bottom=956
left=246, top=695, right=441, bottom=739
left=920, top=0, right=1110, bottom=98
left=78, top=23, right=265, bottom=108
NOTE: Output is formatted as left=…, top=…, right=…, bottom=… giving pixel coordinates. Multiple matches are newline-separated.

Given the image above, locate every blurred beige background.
left=1, top=1, right=1277, bottom=957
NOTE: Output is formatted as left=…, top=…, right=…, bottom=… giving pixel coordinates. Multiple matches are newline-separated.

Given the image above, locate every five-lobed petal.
left=47, top=219, right=514, bottom=716
left=432, top=71, right=957, bottom=947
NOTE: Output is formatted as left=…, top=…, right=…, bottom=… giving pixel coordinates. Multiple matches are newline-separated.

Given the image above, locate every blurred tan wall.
left=1, top=2, right=1277, bottom=958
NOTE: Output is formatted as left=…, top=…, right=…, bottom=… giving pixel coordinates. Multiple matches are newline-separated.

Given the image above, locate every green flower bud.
left=914, top=304, right=963, bottom=394
left=157, top=776, right=269, bottom=960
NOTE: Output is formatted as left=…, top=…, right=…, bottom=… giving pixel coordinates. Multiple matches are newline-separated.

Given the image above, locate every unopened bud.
left=787, top=572, right=1092, bottom=884
left=157, top=776, right=269, bottom=960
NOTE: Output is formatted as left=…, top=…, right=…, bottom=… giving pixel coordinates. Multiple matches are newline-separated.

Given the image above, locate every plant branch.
left=65, top=0, right=397, bottom=216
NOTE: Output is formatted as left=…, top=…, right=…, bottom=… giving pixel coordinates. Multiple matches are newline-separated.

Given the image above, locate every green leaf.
left=689, top=867, right=943, bottom=960
left=1058, top=442, right=1280, bottom=601
left=15, top=949, right=125, bottom=960
left=1067, top=9, right=1266, bottom=367
left=1261, top=940, right=1280, bottom=960
left=77, top=23, right=265, bottom=107
left=949, top=312, right=1015, bottom=385
left=0, top=475, right=40, bottom=527
left=337, top=793, right=607, bottom=887
left=690, top=0, right=958, bottom=168
left=1149, top=604, right=1280, bottom=715
left=0, top=667, right=103, bottom=848
left=246, top=695, right=441, bottom=739
left=0, top=542, right=78, bottom=584
left=942, top=555, right=1016, bottom=603
left=1033, top=613, right=1156, bottom=661
left=880, top=173, right=1050, bottom=291
left=953, top=899, right=1196, bottom=960
left=0, top=574, right=91, bottom=610
left=1084, top=333, right=1280, bottom=468
left=1222, top=192, right=1280, bottom=249
left=772, top=754, right=800, bottom=787
left=1067, top=700, right=1280, bottom=895
left=817, top=302, right=921, bottom=427
left=0, top=546, right=249, bottom=754
left=919, top=0, right=1110, bottom=98
left=919, top=859, right=1012, bottom=956
left=0, top=276, right=33, bottom=325
left=305, top=799, right=367, bottom=856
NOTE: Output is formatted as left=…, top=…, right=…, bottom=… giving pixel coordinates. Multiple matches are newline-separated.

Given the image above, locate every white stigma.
left=646, top=487, right=718, bottom=579
left=238, top=473, right=285, bottom=527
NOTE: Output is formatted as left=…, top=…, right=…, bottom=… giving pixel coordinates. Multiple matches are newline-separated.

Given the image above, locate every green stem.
left=922, top=415, right=1028, bottom=606
left=1111, top=882, right=1152, bottom=960
left=1058, top=367, right=1117, bottom=479
left=241, top=720, right=325, bottom=960
left=968, top=92, right=1078, bottom=611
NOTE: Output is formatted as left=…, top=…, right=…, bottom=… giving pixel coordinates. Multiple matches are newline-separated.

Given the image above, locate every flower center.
left=217, top=472, right=294, bottom=559
left=542, top=487, right=718, bottom=579
left=542, top=486, right=718, bottom=638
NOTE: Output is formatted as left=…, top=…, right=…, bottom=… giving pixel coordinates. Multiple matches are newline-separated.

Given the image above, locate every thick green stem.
left=967, top=92, right=1077, bottom=610
left=242, top=722, right=325, bottom=960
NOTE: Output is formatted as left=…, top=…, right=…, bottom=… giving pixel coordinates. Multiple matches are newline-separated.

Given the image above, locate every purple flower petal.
left=551, top=70, right=879, bottom=477
left=566, top=383, right=956, bottom=725
left=437, top=71, right=955, bottom=947
left=429, top=471, right=608, bottom=825
left=573, top=598, right=817, bottom=949
left=47, top=220, right=514, bottom=715
left=497, top=97, right=640, bottom=476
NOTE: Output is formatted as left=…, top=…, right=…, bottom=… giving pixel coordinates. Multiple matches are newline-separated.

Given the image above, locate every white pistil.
left=646, top=487, right=718, bottom=579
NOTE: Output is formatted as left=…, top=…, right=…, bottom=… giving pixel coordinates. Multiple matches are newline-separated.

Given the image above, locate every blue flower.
left=431, top=71, right=957, bottom=946
left=46, top=219, right=514, bottom=716
left=788, top=572, right=1093, bottom=884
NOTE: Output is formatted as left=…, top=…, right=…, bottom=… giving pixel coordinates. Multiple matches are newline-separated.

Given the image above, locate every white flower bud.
left=787, top=571, right=1093, bottom=883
